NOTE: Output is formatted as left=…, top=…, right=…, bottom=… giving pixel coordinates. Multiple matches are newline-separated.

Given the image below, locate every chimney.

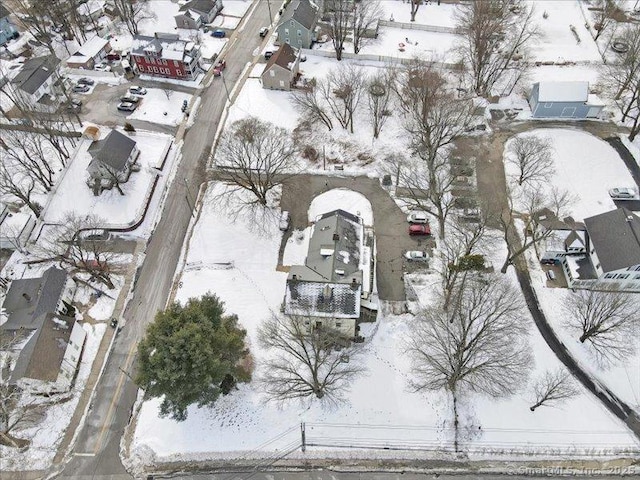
left=332, top=233, right=339, bottom=242
left=22, top=292, right=31, bottom=302
left=292, top=274, right=297, bottom=280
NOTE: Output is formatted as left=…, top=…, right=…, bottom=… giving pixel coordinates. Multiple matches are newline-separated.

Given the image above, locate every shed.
left=529, top=81, right=604, bottom=119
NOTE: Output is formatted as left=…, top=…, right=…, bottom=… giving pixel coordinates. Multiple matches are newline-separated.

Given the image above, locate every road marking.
left=93, top=333, right=139, bottom=454
left=73, top=452, right=96, bottom=457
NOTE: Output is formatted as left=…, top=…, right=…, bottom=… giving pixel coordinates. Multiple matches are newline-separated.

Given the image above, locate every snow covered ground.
left=504, top=128, right=636, bottom=222
left=130, top=186, right=638, bottom=467
left=379, top=1, right=458, bottom=27
left=219, top=0, right=254, bottom=18
left=126, top=89, right=193, bottom=127
left=44, top=130, right=173, bottom=227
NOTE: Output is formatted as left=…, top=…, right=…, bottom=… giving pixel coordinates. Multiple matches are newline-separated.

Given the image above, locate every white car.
left=404, top=251, right=429, bottom=262
left=94, top=62, right=111, bottom=72
left=407, top=212, right=429, bottom=224
left=129, top=86, right=147, bottom=96
left=609, top=187, right=636, bottom=199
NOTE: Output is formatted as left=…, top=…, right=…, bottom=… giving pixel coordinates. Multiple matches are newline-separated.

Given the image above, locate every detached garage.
left=529, top=81, right=604, bottom=119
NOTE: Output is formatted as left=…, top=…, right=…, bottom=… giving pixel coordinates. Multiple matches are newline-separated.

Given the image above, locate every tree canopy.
left=136, top=293, right=250, bottom=421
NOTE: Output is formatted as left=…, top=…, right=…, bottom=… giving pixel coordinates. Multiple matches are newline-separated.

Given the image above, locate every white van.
left=547, top=270, right=556, bottom=281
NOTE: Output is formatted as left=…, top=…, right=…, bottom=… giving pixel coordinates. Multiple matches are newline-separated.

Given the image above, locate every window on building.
left=297, top=30, right=301, bottom=36
left=270, top=70, right=275, bottom=77
left=174, top=60, right=179, bottom=66
left=149, top=57, right=155, bottom=64
left=604, top=273, right=615, bottom=279
left=285, top=28, right=289, bottom=35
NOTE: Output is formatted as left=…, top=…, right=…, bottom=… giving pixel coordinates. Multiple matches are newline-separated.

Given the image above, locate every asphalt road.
left=55, top=2, right=271, bottom=479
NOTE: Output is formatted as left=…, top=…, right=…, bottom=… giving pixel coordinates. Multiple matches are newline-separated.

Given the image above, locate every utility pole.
left=267, top=0, right=273, bottom=25
left=184, top=177, right=195, bottom=218
left=300, top=422, right=306, bottom=452
left=220, top=71, right=231, bottom=103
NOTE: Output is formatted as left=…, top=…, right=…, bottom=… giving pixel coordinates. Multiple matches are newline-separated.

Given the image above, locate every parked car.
left=407, top=212, right=429, bottom=224
left=106, top=51, right=121, bottom=61
left=212, top=29, right=226, bottom=38
left=264, top=50, right=274, bottom=60
left=94, top=62, right=111, bottom=72
left=117, top=101, right=137, bottom=112
left=404, top=251, right=429, bottom=262
left=541, top=257, right=558, bottom=265
left=300, top=54, right=307, bottom=62
left=259, top=27, right=269, bottom=37
left=119, top=95, right=139, bottom=103
left=213, top=59, right=226, bottom=76
left=409, top=224, right=432, bottom=236
left=79, top=229, right=111, bottom=242
left=279, top=211, right=290, bottom=231
left=77, top=77, right=95, bottom=86
left=129, top=86, right=147, bottom=96
left=608, top=187, right=636, bottom=199
left=72, top=84, right=91, bottom=93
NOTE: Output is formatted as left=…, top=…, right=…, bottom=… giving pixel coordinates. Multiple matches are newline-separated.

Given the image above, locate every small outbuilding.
left=529, top=81, right=604, bottom=119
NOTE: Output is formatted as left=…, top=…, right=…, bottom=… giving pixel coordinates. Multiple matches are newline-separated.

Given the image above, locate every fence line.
left=301, top=48, right=457, bottom=68
left=379, top=19, right=459, bottom=34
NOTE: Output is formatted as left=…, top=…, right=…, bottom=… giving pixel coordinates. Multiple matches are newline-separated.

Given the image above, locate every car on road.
left=212, top=29, right=226, bottom=38
left=213, top=59, right=226, bottom=76
left=129, top=86, right=147, bottom=96
left=259, top=27, right=269, bottom=37
left=407, top=212, right=429, bottom=224
left=264, top=50, right=274, bottom=60
left=94, top=62, right=111, bottom=72
left=117, top=101, right=137, bottom=112
left=609, top=187, right=636, bottom=199
left=409, top=224, right=432, bottom=236
left=77, top=77, right=95, bottom=86
left=279, top=211, right=290, bottom=231
left=72, top=84, right=91, bottom=93
left=404, top=250, right=429, bottom=262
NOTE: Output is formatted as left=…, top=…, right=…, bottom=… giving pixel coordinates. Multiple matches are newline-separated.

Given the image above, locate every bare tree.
left=407, top=275, right=531, bottom=451
left=0, top=130, right=58, bottom=192
left=563, top=288, right=640, bottom=363
left=326, top=0, right=350, bottom=61
left=291, top=79, right=334, bottom=131
left=258, top=313, right=366, bottom=404
left=455, top=0, right=537, bottom=96
left=396, top=61, right=476, bottom=238
left=506, top=135, right=555, bottom=187
left=320, top=64, right=365, bottom=133
left=34, top=213, right=122, bottom=289
left=0, top=161, right=42, bottom=217
left=214, top=117, right=298, bottom=206
left=592, top=0, right=623, bottom=41
left=353, top=0, right=382, bottom=54
left=529, top=368, right=579, bottom=412
left=409, top=0, right=421, bottom=22
left=12, top=0, right=59, bottom=57
left=367, top=68, right=395, bottom=139
left=112, top=0, right=156, bottom=35
left=499, top=185, right=574, bottom=273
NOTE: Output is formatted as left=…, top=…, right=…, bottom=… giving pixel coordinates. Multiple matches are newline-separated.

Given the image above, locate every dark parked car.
left=117, top=101, right=137, bottom=112
left=259, top=27, right=269, bottom=37
left=77, top=77, right=95, bottom=86
left=409, top=224, right=432, bottom=236
left=72, top=84, right=90, bottom=93
left=264, top=50, right=274, bottom=60
left=212, top=29, right=226, bottom=38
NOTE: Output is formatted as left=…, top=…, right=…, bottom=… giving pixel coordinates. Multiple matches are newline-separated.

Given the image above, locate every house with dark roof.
left=276, top=0, right=319, bottom=49
left=86, top=130, right=139, bottom=192
left=130, top=33, right=202, bottom=80
left=261, top=43, right=301, bottom=91
left=0, top=3, right=19, bottom=46
left=175, top=0, right=223, bottom=29
left=581, top=207, right=640, bottom=291
left=10, top=55, right=62, bottom=110
left=284, top=209, right=375, bottom=337
left=0, top=267, right=85, bottom=393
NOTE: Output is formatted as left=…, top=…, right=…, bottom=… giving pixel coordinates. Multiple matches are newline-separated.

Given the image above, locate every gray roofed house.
left=11, top=56, right=62, bottom=108
left=1, top=267, right=85, bottom=393
left=0, top=3, right=19, bottom=46
left=285, top=209, right=374, bottom=337
left=261, top=43, right=301, bottom=91
left=87, top=130, right=139, bottom=191
left=584, top=207, right=640, bottom=275
left=176, top=0, right=223, bottom=28
left=276, top=0, right=319, bottom=49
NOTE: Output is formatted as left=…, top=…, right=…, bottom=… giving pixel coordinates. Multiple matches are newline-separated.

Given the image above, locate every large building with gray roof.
left=10, top=55, right=62, bottom=109
left=284, top=209, right=375, bottom=337
left=1, top=267, right=86, bottom=393
left=275, top=0, right=319, bottom=49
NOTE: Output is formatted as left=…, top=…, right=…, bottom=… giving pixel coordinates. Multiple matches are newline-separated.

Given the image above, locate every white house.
left=86, top=129, right=139, bottom=192
left=10, top=55, right=63, bottom=110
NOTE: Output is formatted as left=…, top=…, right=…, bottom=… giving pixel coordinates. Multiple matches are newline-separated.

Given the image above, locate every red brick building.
left=130, top=33, right=202, bottom=80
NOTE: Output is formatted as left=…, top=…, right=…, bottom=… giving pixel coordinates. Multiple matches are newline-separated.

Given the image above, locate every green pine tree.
left=136, top=293, right=250, bottom=421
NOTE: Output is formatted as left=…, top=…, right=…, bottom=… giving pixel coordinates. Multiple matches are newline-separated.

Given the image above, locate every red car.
left=409, top=224, right=432, bottom=236
left=213, top=60, right=226, bottom=76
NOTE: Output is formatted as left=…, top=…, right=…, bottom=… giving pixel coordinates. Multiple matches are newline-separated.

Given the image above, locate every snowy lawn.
left=219, top=0, right=253, bottom=18
left=378, top=1, right=458, bottom=27
left=44, top=130, right=172, bottom=227
left=131, top=186, right=638, bottom=465
left=308, top=189, right=374, bottom=226
left=137, top=0, right=181, bottom=36
left=126, top=89, right=192, bottom=127
left=0, top=323, right=107, bottom=471
left=504, top=128, right=636, bottom=222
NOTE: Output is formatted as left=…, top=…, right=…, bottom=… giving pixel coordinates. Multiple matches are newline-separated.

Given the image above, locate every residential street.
left=52, top=2, right=272, bottom=479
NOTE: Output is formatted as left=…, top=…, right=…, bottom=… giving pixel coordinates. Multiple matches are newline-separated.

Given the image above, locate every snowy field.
left=219, top=0, right=253, bottom=18
left=504, top=129, right=636, bottom=222
left=131, top=186, right=638, bottom=466
left=355, top=26, right=461, bottom=61
left=379, top=0, right=457, bottom=27
left=126, top=89, right=193, bottom=127
left=44, top=130, right=173, bottom=227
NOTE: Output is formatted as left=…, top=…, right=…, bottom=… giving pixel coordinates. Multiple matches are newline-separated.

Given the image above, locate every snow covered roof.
left=584, top=207, right=640, bottom=272
left=74, top=35, right=109, bottom=58
left=536, top=81, right=589, bottom=103
left=11, top=55, right=60, bottom=95
left=132, top=33, right=194, bottom=62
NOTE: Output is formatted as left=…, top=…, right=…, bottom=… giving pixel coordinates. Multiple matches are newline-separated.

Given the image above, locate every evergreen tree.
left=136, top=293, right=250, bottom=421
